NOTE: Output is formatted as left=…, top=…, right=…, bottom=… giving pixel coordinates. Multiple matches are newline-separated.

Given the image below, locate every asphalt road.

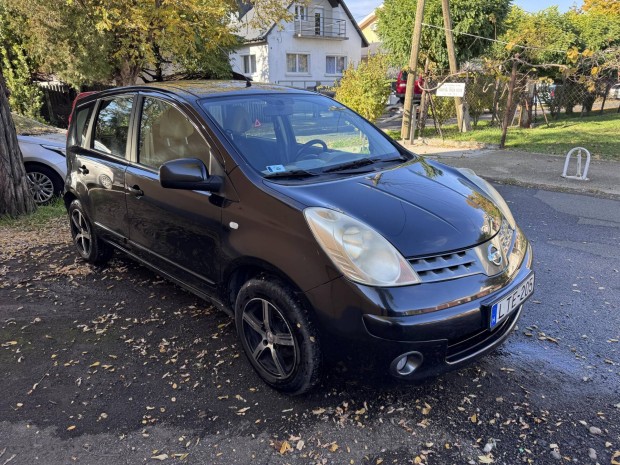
left=1, top=185, right=619, bottom=465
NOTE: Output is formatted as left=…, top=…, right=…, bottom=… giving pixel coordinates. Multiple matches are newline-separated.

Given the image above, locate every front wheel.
left=68, top=199, right=113, bottom=265
left=26, top=165, right=63, bottom=205
left=235, top=277, right=321, bottom=395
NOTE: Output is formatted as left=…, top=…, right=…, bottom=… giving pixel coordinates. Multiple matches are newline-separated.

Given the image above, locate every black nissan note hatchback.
left=65, top=81, right=534, bottom=394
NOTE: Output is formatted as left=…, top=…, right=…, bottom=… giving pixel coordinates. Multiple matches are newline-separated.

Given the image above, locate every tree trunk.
left=114, top=59, right=143, bottom=86
left=0, top=69, right=36, bottom=218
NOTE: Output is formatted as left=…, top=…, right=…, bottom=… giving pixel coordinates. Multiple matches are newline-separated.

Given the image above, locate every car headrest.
left=224, top=105, right=252, bottom=134
left=158, top=109, right=195, bottom=139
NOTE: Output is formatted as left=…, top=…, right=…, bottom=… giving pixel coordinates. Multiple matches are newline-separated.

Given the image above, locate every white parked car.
left=608, top=83, right=620, bottom=100
left=18, top=132, right=67, bottom=205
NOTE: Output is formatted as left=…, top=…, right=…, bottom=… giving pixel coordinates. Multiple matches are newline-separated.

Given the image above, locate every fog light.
left=391, top=351, right=424, bottom=377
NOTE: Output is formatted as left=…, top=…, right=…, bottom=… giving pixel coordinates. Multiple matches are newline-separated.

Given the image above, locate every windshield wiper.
left=264, top=169, right=319, bottom=179
left=322, top=156, right=408, bottom=173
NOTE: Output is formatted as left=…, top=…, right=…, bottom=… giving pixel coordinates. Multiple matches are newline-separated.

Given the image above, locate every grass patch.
left=0, top=198, right=66, bottom=229
left=391, top=111, right=620, bottom=161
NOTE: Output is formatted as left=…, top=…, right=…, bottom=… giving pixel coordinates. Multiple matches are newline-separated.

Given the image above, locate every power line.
left=420, top=22, right=568, bottom=54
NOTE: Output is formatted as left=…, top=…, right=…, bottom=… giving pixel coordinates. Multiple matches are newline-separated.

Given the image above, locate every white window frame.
left=294, top=4, right=308, bottom=20
left=325, top=55, right=347, bottom=76
left=286, top=53, right=310, bottom=74
left=242, top=54, right=256, bottom=75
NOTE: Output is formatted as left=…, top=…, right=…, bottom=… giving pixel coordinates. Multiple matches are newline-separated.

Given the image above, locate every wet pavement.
left=1, top=184, right=619, bottom=465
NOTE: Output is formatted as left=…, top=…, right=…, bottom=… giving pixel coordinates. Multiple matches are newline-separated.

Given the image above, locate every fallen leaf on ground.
left=279, top=441, right=292, bottom=455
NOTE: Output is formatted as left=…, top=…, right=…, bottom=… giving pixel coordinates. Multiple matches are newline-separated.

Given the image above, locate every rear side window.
left=92, top=96, right=133, bottom=157
left=70, top=105, right=94, bottom=147
left=138, top=97, right=214, bottom=171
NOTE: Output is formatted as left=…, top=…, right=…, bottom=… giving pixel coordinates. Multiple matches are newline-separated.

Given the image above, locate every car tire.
left=25, top=165, right=63, bottom=205
left=235, top=277, right=321, bottom=395
left=68, top=199, right=113, bottom=265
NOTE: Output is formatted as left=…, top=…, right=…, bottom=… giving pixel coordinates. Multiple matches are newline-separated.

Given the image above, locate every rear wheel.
left=26, top=165, right=63, bottom=205
left=235, top=277, right=321, bottom=395
left=68, top=199, right=113, bottom=265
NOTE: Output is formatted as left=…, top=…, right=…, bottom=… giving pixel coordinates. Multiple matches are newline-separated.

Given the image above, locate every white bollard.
left=561, top=147, right=591, bottom=181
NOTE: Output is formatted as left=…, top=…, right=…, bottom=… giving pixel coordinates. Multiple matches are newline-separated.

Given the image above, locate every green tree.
left=496, top=7, right=578, bottom=65
left=376, top=0, right=511, bottom=70
left=0, top=4, right=43, bottom=118
left=566, top=9, right=620, bottom=52
left=334, top=55, right=392, bottom=124
left=7, top=0, right=290, bottom=87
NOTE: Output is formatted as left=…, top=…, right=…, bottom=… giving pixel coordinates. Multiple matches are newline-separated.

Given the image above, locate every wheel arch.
left=23, top=161, right=64, bottom=180
left=63, top=190, right=78, bottom=211
left=223, top=257, right=311, bottom=312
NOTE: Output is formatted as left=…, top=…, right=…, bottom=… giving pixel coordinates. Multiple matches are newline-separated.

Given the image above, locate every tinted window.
left=92, top=96, right=133, bottom=157
left=70, top=105, right=94, bottom=147
left=138, top=97, right=214, bottom=171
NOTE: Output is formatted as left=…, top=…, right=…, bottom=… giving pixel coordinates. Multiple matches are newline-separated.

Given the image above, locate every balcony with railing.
left=294, top=16, right=347, bottom=40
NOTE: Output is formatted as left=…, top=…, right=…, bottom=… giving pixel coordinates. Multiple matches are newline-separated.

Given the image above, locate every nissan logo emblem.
left=487, top=244, right=503, bottom=266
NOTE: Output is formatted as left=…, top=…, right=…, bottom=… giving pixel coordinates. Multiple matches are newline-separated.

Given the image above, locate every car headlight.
left=458, top=168, right=516, bottom=229
left=304, top=207, right=420, bottom=287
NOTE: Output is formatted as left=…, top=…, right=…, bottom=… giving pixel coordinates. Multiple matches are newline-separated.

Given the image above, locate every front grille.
left=409, top=249, right=484, bottom=283
left=408, top=222, right=517, bottom=284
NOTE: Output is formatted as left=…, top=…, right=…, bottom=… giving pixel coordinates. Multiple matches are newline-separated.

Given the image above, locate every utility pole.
left=400, top=0, right=426, bottom=141
left=440, top=0, right=470, bottom=132
left=500, top=57, right=518, bottom=149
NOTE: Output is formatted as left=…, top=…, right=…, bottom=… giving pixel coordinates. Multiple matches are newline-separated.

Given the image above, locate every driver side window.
left=138, top=98, right=217, bottom=171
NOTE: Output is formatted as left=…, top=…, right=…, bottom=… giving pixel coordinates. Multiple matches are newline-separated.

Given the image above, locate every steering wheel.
left=295, top=139, right=328, bottom=160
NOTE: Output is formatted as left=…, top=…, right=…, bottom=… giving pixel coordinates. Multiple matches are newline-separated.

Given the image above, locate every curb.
left=401, top=138, right=498, bottom=150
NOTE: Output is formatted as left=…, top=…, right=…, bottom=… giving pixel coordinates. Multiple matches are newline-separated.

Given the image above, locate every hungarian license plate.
left=490, top=273, right=535, bottom=329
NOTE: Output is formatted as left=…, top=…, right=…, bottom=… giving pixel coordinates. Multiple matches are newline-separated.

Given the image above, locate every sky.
left=349, top=0, right=581, bottom=23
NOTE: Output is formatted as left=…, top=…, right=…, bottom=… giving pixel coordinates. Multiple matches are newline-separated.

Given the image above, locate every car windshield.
left=200, top=94, right=407, bottom=179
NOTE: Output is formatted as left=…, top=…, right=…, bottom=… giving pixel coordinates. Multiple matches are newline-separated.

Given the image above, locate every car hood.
left=267, top=158, right=504, bottom=257
left=17, top=133, right=66, bottom=147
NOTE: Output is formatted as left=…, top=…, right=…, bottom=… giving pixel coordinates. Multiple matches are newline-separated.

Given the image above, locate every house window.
left=243, top=55, right=256, bottom=74
left=287, top=53, right=309, bottom=73
left=326, top=56, right=347, bottom=75
left=294, top=5, right=307, bottom=20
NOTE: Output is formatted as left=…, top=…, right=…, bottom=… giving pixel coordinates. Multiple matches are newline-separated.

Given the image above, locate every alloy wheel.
left=241, top=298, right=298, bottom=379
left=70, top=209, right=92, bottom=257
left=27, top=172, right=55, bottom=204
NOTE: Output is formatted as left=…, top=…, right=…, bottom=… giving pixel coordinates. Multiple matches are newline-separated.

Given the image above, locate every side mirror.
left=159, top=158, right=222, bottom=192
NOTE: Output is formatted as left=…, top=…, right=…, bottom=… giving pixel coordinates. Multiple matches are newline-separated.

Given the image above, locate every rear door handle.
left=78, top=165, right=89, bottom=175
left=127, top=185, right=144, bottom=197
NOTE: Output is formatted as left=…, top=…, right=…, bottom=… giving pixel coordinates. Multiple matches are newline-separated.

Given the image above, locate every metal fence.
left=410, top=71, right=619, bottom=141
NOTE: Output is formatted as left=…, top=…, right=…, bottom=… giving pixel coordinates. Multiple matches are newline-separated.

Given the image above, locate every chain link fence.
left=411, top=70, right=619, bottom=141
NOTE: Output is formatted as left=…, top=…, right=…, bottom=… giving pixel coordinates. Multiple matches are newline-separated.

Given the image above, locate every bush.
left=0, top=6, right=43, bottom=119
left=431, top=96, right=457, bottom=127
left=334, top=55, right=391, bottom=123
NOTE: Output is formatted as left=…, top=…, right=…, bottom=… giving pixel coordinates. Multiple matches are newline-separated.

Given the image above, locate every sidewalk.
left=402, top=142, right=620, bottom=199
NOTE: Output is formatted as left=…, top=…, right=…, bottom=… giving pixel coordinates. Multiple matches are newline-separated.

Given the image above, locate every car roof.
left=80, top=80, right=315, bottom=104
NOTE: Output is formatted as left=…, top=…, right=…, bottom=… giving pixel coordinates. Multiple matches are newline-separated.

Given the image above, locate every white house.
left=230, top=0, right=368, bottom=89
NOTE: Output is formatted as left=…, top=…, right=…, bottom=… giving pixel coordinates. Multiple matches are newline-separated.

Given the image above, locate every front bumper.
left=304, top=243, right=534, bottom=379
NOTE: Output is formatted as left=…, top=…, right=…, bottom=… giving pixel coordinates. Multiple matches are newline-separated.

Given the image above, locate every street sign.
left=436, top=82, right=466, bottom=97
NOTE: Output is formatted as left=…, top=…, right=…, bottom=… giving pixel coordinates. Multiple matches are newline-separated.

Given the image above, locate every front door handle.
left=78, top=165, right=89, bottom=175
left=128, top=185, right=144, bottom=197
